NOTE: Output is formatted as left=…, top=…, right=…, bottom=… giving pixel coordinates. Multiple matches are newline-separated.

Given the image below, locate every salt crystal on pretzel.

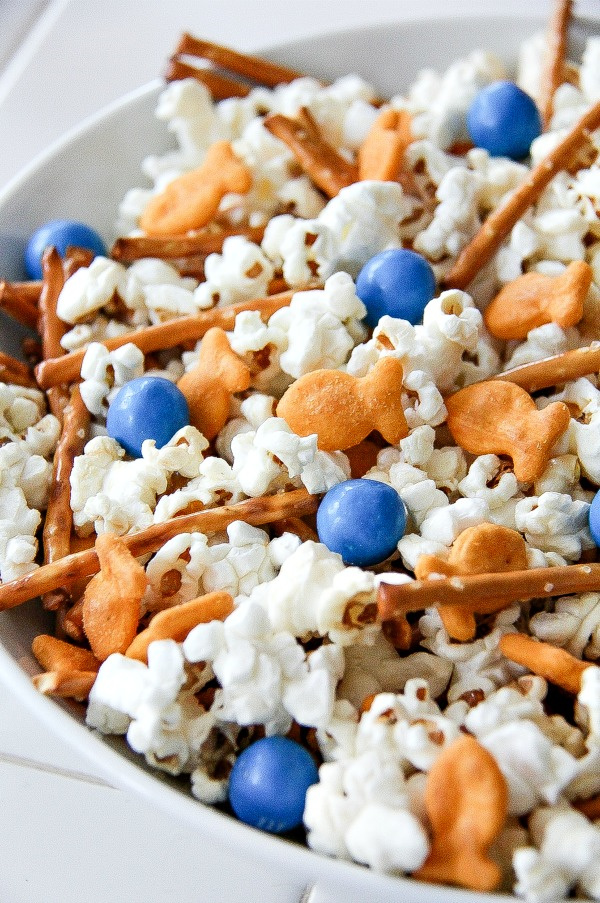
left=177, top=327, right=251, bottom=439
left=444, top=98, right=600, bottom=290
left=0, top=488, right=319, bottom=610
left=445, top=380, right=571, bottom=483
left=377, top=562, right=600, bottom=622
left=277, top=357, right=408, bottom=450
left=140, top=140, right=252, bottom=236
left=82, top=533, right=148, bottom=661
left=414, top=523, right=528, bottom=641
left=484, top=260, right=592, bottom=340
left=264, top=107, right=359, bottom=198
left=539, top=0, right=574, bottom=130
left=125, top=590, right=234, bottom=662
left=35, top=288, right=298, bottom=389
left=499, top=633, right=593, bottom=694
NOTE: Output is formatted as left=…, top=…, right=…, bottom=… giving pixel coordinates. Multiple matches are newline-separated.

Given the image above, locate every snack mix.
left=5, top=1, right=600, bottom=898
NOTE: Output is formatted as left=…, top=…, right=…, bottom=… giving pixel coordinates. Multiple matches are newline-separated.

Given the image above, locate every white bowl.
left=0, top=12, right=598, bottom=903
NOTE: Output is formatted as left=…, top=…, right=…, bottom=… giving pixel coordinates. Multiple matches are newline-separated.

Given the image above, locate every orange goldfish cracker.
left=276, top=357, right=408, bottom=450
left=444, top=99, right=600, bottom=290
left=484, top=261, right=592, bottom=340
left=539, top=0, right=574, bottom=129
left=32, top=669, right=97, bottom=701
left=415, top=524, right=528, bottom=641
left=414, top=734, right=508, bottom=891
left=32, top=634, right=100, bottom=673
left=35, top=288, right=298, bottom=389
left=0, top=488, right=319, bottom=611
left=140, top=140, right=252, bottom=236
left=358, top=108, right=413, bottom=181
left=377, top=562, right=600, bottom=621
left=494, top=343, right=600, bottom=394
left=82, top=533, right=148, bottom=661
left=177, top=327, right=251, bottom=439
left=264, top=107, right=358, bottom=198
left=499, top=633, right=592, bottom=694
left=445, top=380, right=570, bottom=483
left=125, top=591, right=234, bottom=662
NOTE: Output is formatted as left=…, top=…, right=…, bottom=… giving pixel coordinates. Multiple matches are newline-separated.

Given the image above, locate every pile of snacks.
left=5, top=1, right=600, bottom=898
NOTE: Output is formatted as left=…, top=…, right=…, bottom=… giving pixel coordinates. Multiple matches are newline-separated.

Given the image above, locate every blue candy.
left=228, top=736, right=319, bottom=834
left=25, top=219, right=106, bottom=279
left=356, top=248, right=436, bottom=328
left=466, top=80, right=542, bottom=160
left=316, top=478, right=407, bottom=567
left=589, top=491, right=600, bottom=547
left=106, top=376, right=190, bottom=458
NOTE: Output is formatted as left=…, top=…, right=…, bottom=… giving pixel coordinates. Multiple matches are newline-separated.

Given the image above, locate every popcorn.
left=79, top=341, right=145, bottom=416
left=56, top=256, right=126, bottom=323
left=194, top=236, right=275, bottom=308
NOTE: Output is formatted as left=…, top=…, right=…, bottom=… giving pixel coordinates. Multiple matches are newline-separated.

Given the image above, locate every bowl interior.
left=0, top=12, right=597, bottom=903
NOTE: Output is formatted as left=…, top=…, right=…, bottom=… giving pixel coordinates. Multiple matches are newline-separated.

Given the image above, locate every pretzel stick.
left=494, top=344, right=600, bottom=393
left=377, top=562, right=600, bottom=621
left=574, top=795, right=600, bottom=820
left=164, top=58, right=251, bottom=99
left=35, top=289, right=299, bottom=389
left=539, top=0, right=573, bottom=130
left=111, top=225, right=265, bottom=262
left=0, top=488, right=319, bottom=610
left=264, top=108, right=358, bottom=198
left=38, top=246, right=72, bottom=421
left=175, top=33, right=305, bottom=87
left=42, top=386, right=90, bottom=610
left=0, top=280, right=40, bottom=329
left=498, top=633, right=592, bottom=694
left=444, top=99, right=600, bottom=290
left=32, top=669, right=97, bottom=700
left=0, top=352, right=37, bottom=388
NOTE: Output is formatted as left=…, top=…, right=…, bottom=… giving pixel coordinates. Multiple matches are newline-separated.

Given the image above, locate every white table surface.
left=0, top=2, right=598, bottom=901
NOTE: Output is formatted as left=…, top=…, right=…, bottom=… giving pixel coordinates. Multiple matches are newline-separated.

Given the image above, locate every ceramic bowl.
left=0, top=12, right=598, bottom=903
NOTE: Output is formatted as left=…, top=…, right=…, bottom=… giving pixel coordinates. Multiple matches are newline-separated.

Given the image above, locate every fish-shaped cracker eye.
left=276, top=356, right=408, bottom=450
left=445, top=380, right=571, bottom=483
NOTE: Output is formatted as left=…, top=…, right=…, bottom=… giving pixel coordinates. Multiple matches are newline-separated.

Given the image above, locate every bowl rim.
left=0, top=10, right=598, bottom=901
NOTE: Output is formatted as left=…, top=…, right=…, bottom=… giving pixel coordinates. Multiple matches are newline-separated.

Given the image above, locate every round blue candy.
left=25, top=219, right=106, bottom=279
left=466, top=80, right=542, bottom=160
left=356, top=248, right=436, bottom=328
left=316, top=478, right=406, bottom=567
left=228, top=736, right=319, bottom=834
left=106, top=376, right=190, bottom=458
left=589, top=491, right=600, bottom=546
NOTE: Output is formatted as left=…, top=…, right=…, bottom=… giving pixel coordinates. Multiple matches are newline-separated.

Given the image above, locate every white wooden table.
left=0, top=2, right=597, bottom=900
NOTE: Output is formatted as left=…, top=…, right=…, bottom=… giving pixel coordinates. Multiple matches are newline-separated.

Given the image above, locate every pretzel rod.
left=63, top=247, right=95, bottom=277
left=0, top=352, right=37, bottom=388
left=377, top=562, right=600, bottom=621
left=0, top=280, right=40, bottom=330
left=111, top=224, right=265, bottom=262
left=42, top=385, right=90, bottom=566
left=264, top=108, right=358, bottom=198
left=444, top=99, right=600, bottom=290
left=39, top=247, right=67, bottom=360
left=494, top=343, right=600, bottom=393
left=35, top=288, right=298, bottom=389
left=498, top=633, right=591, bottom=694
left=164, top=58, right=251, bottom=99
left=539, top=0, right=573, bottom=130
left=175, top=33, right=305, bottom=87
left=0, top=488, right=319, bottom=610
